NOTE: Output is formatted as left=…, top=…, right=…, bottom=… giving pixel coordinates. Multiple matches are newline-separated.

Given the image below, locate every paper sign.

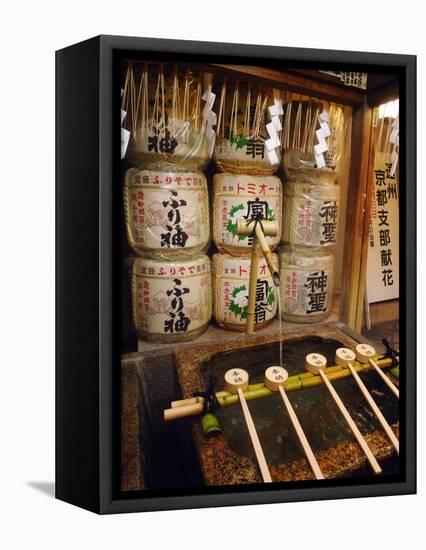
left=366, top=155, right=399, bottom=303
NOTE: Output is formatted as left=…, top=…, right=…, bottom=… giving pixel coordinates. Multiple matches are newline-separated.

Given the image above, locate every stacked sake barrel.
left=122, top=63, right=216, bottom=341
left=279, top=100, right=345, bottom=323
left=211, top=81, right=284, bottom=331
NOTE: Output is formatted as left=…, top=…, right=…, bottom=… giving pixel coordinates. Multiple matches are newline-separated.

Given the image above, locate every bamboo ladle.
left=224, top=368, right=272, bottom=483
left=305, top=353, right=382, bottom=475
left=264, top=366, right=324, bottom=480
left=355, top=343, right=399, bottom=399
left=335, top=348, right=399, bottom=454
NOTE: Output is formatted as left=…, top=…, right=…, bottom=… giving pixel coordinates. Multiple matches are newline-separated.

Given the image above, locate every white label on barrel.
left=214, top=174, right=282, bottom=250
left=215, top=255, right=278, bottom=326
left=126, top=171, right=209, bottom=251
left=285, top=197, right=340, bottom=247
left=215, top=136, right=281, bottom=168
left=131, top=120, right=210, bottom=158
left=281, top=267, right=333, bottom=317
left=133, top=258, right=211, bottom=336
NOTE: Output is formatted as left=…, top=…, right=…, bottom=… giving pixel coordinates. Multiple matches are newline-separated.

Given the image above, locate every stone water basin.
left=175, top=326, right=399, bottom=485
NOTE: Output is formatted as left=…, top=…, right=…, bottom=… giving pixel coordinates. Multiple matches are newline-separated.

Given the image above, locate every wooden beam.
left=367, top=79, right=399, bottom=107
left=211, top=64, right=364, bottom=105
left=340, top=101, right=374, bottom=331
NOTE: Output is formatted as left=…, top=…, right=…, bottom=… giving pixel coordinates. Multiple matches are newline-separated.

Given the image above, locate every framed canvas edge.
left=59, top=35, right=416, bottom=515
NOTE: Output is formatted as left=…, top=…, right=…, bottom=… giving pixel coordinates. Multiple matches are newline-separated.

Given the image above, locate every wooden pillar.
left=340, top=100, right=375, bottom=332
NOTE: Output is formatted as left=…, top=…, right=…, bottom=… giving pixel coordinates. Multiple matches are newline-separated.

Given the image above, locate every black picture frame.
left=56, top=35, right=416, bottom=514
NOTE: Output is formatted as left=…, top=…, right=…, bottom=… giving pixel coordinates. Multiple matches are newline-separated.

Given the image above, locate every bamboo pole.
left=254, top=224, right=280, bottom=286
left=166, top=357, right=395, bottom=415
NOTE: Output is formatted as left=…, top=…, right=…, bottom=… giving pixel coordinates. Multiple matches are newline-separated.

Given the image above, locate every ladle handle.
left=347, top=364, right=399, bottom=454
left=369, top=358, right=399, bottom=398
left=237, top=388, right=272, bottom=483
left=318, top=370, right=382, bottom=475
left=278, top=386, right=324, bottom=480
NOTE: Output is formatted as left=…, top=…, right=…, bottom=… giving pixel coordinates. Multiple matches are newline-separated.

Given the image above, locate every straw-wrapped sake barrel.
left=213, top=173, right=282, bottom=256
left=214, top=81, right=283, bottom=175
left=124, top=169, right=210, bottom=259
left=282, top=181, right=341, bottom=248
left=212, top=253, right=278, bottom=331
left=131, top=255, right=212, bottom=342
left=122, top=63, right=216, bottom=171
left=279, top=247, right=334, bottom=323
left=282, top=100, right=347, bottom=184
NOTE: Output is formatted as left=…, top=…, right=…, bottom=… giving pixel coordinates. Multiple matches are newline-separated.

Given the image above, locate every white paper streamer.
left=202, top=88, right=217, bottom=158
left=314, top=110, right=331, bottom=168
left=266, top=94, right=283, bottom=165
left=121, top=88, right=130, bottom=159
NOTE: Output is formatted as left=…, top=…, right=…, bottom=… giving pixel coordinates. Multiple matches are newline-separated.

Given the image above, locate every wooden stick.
left=355, top=343, right=399, bottom=398
left=369, top=358, right=399, bottom=398
left=347, top=363, right=399, bottom=454
left=224, top=369, right=272, bottom=483
left=265, top=366, right=323, bottom=479
left=318, top=369, right=382, bottom=474
left=237, top=388, right=272, bottom=483
left=278, top=385, right=324, bottom=480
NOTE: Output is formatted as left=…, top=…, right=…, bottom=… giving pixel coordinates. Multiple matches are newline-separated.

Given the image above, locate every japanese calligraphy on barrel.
left=279, top=247, right=334, bottom=323
left=214, top=82, right=282, bottom=175
left=212, top=173, right=282, bottom=256
left=131, top=255, right=212, bottom=342
left=212, top=252, right=278, bottom=331
left=122, top=64, right=215, bottom=171
left=124, top=169, right=210, bottom=258
left=282, top=181, right=341, bottom=248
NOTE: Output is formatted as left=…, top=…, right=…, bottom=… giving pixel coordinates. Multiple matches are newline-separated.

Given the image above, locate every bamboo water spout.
left=236, top=219, right=280, bottom=336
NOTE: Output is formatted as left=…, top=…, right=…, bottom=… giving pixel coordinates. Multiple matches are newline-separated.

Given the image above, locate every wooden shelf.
left=210, top=64, right=365, bottom=106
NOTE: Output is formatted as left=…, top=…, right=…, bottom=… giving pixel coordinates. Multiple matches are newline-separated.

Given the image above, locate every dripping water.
left=276, top=282, right=283, bottom=370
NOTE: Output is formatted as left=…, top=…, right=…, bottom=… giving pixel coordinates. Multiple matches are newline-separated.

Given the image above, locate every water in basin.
left=202, top=336, right=399, bottom=468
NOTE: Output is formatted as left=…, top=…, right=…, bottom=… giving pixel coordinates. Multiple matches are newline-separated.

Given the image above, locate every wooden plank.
left=340, top=101, right=374, bottom=331
left=211, top=64, right=364, bottom=105
left=368, top=300, right=399, bottom=324
left=367, top=79, right=399, bottom=107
